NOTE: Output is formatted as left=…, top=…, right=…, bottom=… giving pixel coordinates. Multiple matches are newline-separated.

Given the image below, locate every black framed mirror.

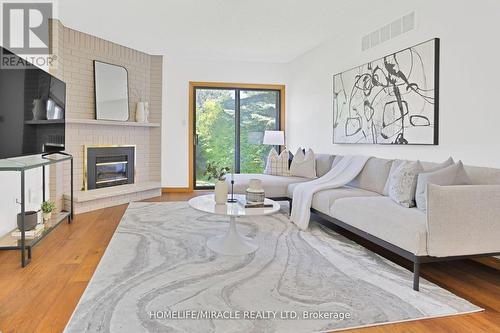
left=93, top=61, right=129, bottom=121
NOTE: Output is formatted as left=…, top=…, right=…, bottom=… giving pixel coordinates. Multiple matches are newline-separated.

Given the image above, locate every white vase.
left=32, top=99, right=45, bottom=120
left=135, top=101, right=145, bottom=122
left=143, top=101, right=150, bottom=123
left=214, top=180, right=228, bottom=204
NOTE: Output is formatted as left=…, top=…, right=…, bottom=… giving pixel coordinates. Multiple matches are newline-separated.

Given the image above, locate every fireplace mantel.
left=67, top=119, right=160, bottom=127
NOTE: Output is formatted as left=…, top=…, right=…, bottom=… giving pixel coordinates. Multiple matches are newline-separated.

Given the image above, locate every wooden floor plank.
left=0, top=192, right=498, bottom=333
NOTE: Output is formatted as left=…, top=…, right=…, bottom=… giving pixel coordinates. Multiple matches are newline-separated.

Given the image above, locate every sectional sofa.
left=230, top=155, right=500, bottom=290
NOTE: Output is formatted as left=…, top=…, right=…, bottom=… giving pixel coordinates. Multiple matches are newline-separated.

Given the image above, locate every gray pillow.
left=315, top=154, right=335, bottom=177
left=415, top=161, right=471, bottom=211
left=423, top=157, right=454, bottom=172
left=349, top=157, right=393, bottom=194
left=388, top=161, right=423, bottom=208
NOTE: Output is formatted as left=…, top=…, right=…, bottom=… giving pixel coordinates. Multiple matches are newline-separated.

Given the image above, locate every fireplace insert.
left=85, top=145, right=135, bottom=190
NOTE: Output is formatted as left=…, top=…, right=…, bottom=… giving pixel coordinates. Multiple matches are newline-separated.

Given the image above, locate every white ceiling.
left=58, top=0, right=391, bottom=63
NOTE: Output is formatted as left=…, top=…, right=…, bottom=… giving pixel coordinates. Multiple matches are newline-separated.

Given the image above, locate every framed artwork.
left=333, top=38, right=439, bottom=145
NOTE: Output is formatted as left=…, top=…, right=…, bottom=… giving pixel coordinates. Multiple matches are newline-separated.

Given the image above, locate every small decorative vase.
left=135, top=101, right=146, bottom=123
left=42, top=212, right=52, bottom=222
left=32, top=99, right=45, bottom=120
left=143, top=101, right=150, bottom=123
left=214, top=179, right=228, bottom=204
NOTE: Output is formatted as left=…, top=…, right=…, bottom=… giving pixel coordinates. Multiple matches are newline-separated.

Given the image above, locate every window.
left=190, top=83, right=285, bottom=190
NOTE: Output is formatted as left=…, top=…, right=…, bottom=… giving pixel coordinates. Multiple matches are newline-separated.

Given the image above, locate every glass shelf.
left=0, top=153, right=72, bottom=171
left=0, top=212, right=70, bottom=249
left=0, top=151, right=73, bottom=267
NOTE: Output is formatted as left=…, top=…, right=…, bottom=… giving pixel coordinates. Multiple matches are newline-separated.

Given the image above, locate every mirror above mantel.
left=93, top=61, right=130, bottom=121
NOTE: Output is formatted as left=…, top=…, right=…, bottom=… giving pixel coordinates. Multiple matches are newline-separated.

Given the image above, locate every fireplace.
left=84, top=145, right=135, bottom=190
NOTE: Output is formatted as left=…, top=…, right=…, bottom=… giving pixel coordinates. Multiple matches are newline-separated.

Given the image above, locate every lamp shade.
left=263, top=130, right=285, bottom=145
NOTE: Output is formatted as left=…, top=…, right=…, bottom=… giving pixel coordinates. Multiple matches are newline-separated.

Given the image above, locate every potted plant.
left=204, top=163, right=230, bottom=204
left=41, top=201, right=56, bottom=222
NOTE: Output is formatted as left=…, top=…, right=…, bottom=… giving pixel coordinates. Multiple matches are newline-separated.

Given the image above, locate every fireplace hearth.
left=84, top=145, right=135, bottom=190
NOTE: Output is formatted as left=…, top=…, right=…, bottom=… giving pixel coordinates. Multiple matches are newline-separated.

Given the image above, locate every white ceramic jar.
left=246, top=179, right=265, bottom=203
left=214, top=179, right=228, bottom=204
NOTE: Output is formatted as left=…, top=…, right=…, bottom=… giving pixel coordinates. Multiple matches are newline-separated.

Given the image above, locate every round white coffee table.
left=188, top=194, right=280, bottom=255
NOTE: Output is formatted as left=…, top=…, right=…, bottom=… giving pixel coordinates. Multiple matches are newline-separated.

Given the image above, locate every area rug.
left=65, top=202, right=481, bottom=333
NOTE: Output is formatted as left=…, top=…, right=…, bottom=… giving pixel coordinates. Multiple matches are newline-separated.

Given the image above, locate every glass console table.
left=0, top=152, right=73, bottom=267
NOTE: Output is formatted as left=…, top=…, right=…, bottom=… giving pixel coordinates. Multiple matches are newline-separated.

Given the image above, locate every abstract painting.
left=333, top=38, right=439, bottom=145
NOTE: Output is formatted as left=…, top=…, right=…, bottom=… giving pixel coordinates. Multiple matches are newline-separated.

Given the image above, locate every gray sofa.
left=231, top=155, right=500, bottom=290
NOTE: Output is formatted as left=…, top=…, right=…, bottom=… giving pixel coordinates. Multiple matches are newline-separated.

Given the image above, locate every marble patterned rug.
left=65, top=202, right=481, bottom=333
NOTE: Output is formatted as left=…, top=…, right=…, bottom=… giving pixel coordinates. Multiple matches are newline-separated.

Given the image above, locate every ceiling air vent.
left=362, top=12, right=416, bottom=51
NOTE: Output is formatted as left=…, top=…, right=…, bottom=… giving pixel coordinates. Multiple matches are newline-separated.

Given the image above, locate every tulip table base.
left=188, top=195, right=280, bottom=256
left=207, top=216, right=258, bottom=255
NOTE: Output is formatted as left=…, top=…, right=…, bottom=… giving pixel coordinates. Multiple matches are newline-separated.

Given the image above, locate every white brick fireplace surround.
left=49, top=20, right=162, bottom=214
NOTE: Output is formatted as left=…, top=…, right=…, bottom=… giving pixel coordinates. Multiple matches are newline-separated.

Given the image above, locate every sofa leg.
left=288, top=199, right=293, bottom=217
left=413, top=261, right=420, bottom=291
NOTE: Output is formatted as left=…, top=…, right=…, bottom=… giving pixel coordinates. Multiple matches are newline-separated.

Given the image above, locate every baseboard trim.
left=162, top=187, right=192, bottom=193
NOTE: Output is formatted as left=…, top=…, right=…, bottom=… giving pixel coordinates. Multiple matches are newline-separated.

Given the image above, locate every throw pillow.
left=290, top=148, right=316, bottom=178
left=388, top=160, right=423, bottom=208
left=424, top=157, right=454, bottom=172
left=415, top=161, right=471, bottom=211
left=264, top=148, right=290, bottom=176
left=288, top=150, right=294, bottom=168
left=315, top=154, right=335, bottom=178
left=350, top=157, right=393, bottom=194
left=383, top=159, right=405, bottom=195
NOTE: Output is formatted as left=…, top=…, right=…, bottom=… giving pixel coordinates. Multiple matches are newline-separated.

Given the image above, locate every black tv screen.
left=0, top=46, right=65, bottom=159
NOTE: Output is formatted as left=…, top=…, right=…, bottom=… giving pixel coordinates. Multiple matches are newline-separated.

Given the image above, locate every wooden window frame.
left=188, top=82, right=286, bottom=192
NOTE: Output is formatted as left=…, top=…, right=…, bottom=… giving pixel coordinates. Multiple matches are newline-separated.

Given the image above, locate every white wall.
left=287, top=0, right=500, bottom=168
left=0, top=170, right=46, bottom=236
left=162, top=56, right=288, bottom=187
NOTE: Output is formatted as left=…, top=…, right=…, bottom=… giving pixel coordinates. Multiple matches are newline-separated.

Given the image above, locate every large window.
left=191, top=83, right=284, bottom=189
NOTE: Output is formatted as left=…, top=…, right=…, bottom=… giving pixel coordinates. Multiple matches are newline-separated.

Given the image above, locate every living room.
left=0, top=0, right=499, bottom=332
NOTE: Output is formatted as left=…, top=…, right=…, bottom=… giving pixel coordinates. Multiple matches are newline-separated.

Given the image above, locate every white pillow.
left=290, top=148, right=316, bottom=178
left=383, top=160, right=405, bottom=196
left=388, top=160, right=423, bottom=208
left=264, top=148, right=290, bottom=176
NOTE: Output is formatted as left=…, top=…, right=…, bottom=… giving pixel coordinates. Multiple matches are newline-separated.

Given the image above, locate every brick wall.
left=48, top=20, right=162, bottom=211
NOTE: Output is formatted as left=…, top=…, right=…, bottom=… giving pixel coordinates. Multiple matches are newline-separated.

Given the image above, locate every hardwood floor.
left=0, top=192, right=499, bottom=333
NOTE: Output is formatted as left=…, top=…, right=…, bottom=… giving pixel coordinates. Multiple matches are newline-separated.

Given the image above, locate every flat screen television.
left=0, top=46, right=66, bottom=160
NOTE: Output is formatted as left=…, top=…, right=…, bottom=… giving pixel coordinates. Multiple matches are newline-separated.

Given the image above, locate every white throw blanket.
left=290, top=155, right=371, bottom=230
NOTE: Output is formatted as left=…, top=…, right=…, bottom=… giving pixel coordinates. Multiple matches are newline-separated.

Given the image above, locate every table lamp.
left=263, top=130, right=285, bottom=154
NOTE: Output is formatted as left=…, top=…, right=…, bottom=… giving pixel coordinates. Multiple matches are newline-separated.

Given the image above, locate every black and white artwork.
left=333, top=38, right=439, bottom=145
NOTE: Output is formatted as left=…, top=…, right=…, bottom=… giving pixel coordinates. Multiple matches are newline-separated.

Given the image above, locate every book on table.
left=11, top=224, right=45, bottom=238
left=237, top=198, right=273, bottom=208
